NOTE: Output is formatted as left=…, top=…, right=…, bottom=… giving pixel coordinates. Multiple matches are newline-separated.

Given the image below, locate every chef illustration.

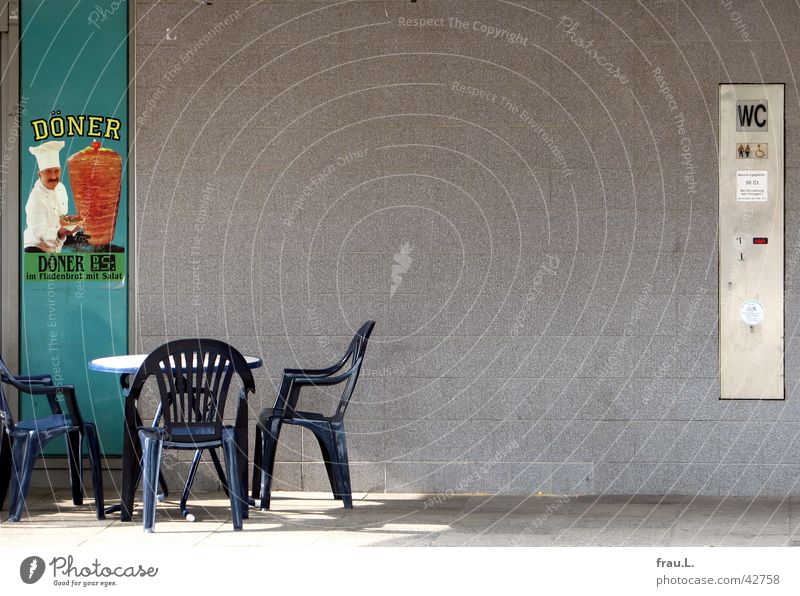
left=23, top=140, right=75, bottom=253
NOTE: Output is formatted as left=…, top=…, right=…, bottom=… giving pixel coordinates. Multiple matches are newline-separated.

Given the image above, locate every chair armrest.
left=7, top=374, right=53, bottom=384
left=288, top=370, right=355, bottom=387
left=7, top=381, right=84, bottom=425
left=1, top=374, right=52, bottom=388
left=274, top=359, right=363, bottom=414
left=284, top=367, right=338, bottom=377
left=283, top=358, right=349, bottom=378
left=3, top=378, right=60, bottom=395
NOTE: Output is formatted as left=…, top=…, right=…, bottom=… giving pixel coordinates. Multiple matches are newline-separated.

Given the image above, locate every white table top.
left=88, top=354, right=263, bottom=374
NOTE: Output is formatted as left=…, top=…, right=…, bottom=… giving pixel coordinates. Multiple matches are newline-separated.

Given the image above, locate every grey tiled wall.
left=134, top=0, right=800, bottom=496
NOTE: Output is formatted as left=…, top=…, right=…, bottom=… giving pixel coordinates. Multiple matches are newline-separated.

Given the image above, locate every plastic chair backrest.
left=127, top=339, right=255, bottom=445
left=331, top=321, right=375, bottom=420
left=338, top=320, right=375, bottom=369
left=353, top=320, right=375, bottom=359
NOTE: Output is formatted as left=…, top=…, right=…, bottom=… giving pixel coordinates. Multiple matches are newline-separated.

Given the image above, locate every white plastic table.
left=89, top=354, right=263, bottom=375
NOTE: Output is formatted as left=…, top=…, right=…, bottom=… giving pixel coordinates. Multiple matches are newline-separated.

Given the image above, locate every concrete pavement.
left=3, top=490, right=800, bottom=547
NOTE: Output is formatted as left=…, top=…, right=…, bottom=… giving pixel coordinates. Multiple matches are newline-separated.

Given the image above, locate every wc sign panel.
left=719, top=83, right=784, bottom=400
left=736, top=100, right=768, bottom=131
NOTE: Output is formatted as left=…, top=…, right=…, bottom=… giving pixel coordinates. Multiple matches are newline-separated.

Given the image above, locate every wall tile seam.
left=378, top=418, right=798, bottom=422
left=135, top=40, right=571, bottom=47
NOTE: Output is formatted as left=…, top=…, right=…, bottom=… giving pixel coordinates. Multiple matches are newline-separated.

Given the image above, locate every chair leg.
left=134, top=405, right=168, bottom=502
left=181, top=449, right=203, bottom=521
left=331, top=423, right=352, bottom=509
left=121, top=408, right=144, bottom=522
left=66, top=430, right=84, bottom=506
left=259, top=417, right=282, bottom=511
left=251, top=428, right=262, bottom=500
left=207, top=448, right=229, bottom=497
left=139, top=431, right=164, bottom=533
left=307, top=423, right=350, bottom=508
left=221, top=429, right=243, bottom=531
left=7, top=433, right=42, bottom=522
left=158, top=470, right=169, bottom=501
left=0, top=428, right=12, bottom=511
left=83, top=424, right=105, bottom=520
left=314, top=433, right=341, bottom=500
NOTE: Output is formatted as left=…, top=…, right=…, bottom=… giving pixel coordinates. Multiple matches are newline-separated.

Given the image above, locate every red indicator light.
left=753, top=238, right=768, bottom=244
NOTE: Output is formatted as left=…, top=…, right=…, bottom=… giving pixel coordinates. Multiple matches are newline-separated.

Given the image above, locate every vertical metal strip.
left=128, top=0, right=136, bottom=354
left=1, top=0, right=20, bottom=419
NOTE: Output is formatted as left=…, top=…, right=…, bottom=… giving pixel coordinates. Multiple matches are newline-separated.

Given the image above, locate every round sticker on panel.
left=740, top=300, right=765, bottom=325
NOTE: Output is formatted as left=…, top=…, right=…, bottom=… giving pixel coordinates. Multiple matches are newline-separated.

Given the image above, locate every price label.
left=736, top=170, right=768, bottom=201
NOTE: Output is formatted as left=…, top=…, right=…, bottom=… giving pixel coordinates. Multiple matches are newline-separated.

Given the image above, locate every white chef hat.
left=29, top=140, right=65, bottom=171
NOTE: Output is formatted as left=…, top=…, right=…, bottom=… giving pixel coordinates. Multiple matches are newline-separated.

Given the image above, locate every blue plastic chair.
left=126, top=339, right=255, bottom=532
left=0, top=357, right=104, bottom=522
left=252, top=321, right=374, bottom=510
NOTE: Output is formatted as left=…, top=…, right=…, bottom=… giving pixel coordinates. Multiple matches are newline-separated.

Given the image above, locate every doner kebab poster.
left=19, top=0, right=128, bottom=454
